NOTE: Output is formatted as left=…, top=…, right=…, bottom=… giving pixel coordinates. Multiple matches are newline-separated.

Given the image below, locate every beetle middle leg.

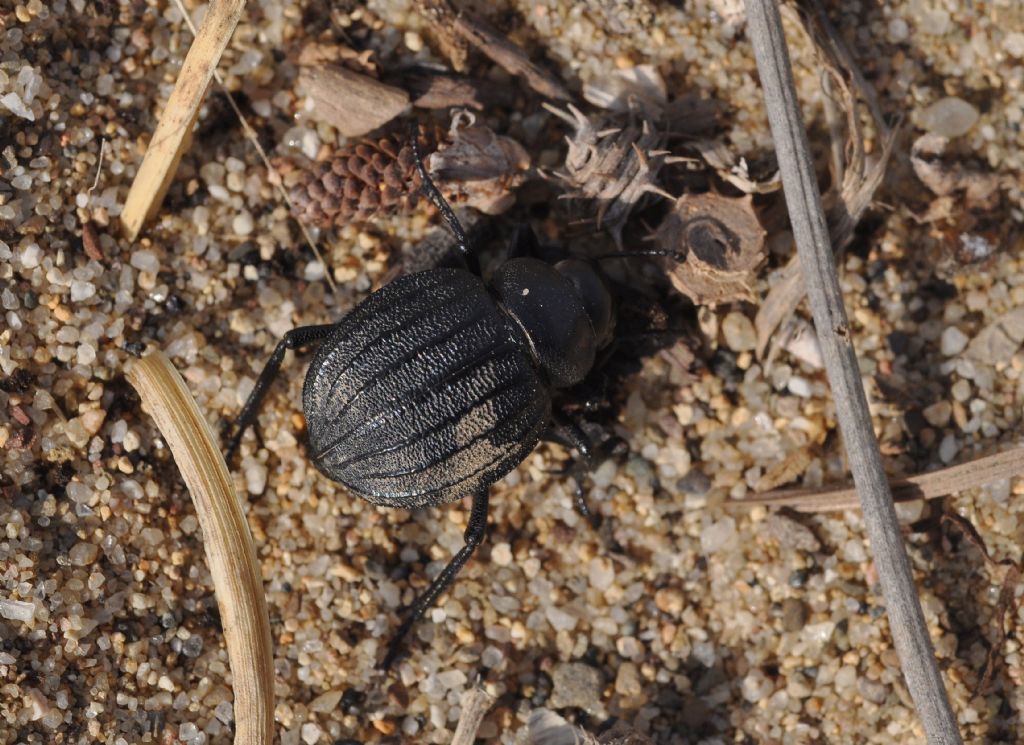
left=225, top=323, right=335, bottom=461
left=381, top=488, right=490, bottom=669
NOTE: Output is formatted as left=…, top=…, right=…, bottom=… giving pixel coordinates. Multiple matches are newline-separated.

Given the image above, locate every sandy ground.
left=2, top=0, right=1024, bottom=743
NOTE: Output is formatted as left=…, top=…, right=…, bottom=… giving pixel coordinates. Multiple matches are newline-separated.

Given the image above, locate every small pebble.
left=938, top=434, right=959, bottom=463
left=700, top=516, right=736, bottom=553
left=1004, top=32, right=1024, bottom=59
left=588, top=557, right=615, bottom=591
left=919, top=96, right=979, bottom=138
left=233, top=211, right=255, bottom=236
left=614, top=662, right=643, bottom=698
left=654, top=587, right=684, bottom=615
left=437, top=669, right=467, bottom=689
left=69, top=542, right=99, bottom=566
left=130, top=249, right=160, bottom=274
left=300, top=723, right=322, bottom=745
left=0, top=599, right=35, bottom=622
left=940, top=326, right=969, bottom=356
left=834, top=665, right=858, bottom=691
left=545, top=605, right=577, bottom=631
left=741, top=669, right=774, bottom=702
left=676, top=469, right=711, bottom=496
left=491, top=542, right=513, bottom=566
left=0, top=91, right=34, bottom=121
left=781, top=598, right=807, bottom=632
left=309, top=690, right=342, bottom=713
left=70, top=280, right=96, bottom=302
left=721, top=312, right=756, bottom=352
left=922, top=400, right=952, bottom=428
left=787, top=375, right=812, bottom=397
left=549, top=662, right=603, bottom=711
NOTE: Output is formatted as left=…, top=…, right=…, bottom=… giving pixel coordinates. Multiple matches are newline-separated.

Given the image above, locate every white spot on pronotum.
left=521, top=288, right=530, bottom=296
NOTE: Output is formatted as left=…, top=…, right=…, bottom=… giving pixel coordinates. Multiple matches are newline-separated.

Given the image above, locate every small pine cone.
left=289, top=125, right=445, bottom=228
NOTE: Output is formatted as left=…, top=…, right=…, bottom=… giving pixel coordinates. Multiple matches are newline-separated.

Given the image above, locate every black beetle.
left=226, top=136, right=619, bottom=667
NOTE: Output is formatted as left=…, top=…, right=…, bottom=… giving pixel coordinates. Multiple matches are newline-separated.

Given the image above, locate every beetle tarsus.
left=380, top=489, right=490, bottom=670
left=226, top=323, right=335, bottom=462
left=549, top=420, right=601, bottom=527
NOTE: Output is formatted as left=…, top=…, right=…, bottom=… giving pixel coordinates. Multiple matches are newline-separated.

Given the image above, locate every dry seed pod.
left=288, top=117, right=529, bottom=228
left=427, top=112, right=530, bottom=215
left=544, top=103, right=670, bottom=243
left=656, top=192, right=766, bottom=306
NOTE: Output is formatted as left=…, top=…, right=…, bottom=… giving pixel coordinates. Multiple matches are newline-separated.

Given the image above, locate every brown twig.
left=451, top=686, right=494, bottom=745
left=743, top=1, right=963, bottom=743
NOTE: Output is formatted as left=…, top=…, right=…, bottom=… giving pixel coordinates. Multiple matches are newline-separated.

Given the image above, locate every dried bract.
left=689, top=139, right=780, bottom=194
left=295, top=41, right=379, bottom=75
left=395, top=67, right=514, bottom=110
left=656, top=192, right=766, bottom=306
left=582, top=64, right=667, bottom=115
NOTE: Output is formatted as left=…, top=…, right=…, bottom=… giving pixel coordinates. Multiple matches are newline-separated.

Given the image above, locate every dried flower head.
left=544, top=103, right=670, bottom=244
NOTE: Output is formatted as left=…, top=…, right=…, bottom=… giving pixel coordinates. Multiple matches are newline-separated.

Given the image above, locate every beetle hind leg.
left=224, top=323, right=335, bottom=463
left=380, top=488, right=490, bottom=669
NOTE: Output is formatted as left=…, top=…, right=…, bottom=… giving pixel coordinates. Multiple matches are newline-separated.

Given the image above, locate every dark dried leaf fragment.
left=417, top=0, right=570, bottom=100
left=297, top=63, right=409, bottom=138
left=941, top=511, right=1020, bottom=696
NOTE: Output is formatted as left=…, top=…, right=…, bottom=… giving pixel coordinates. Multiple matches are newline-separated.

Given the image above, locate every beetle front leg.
left=380, top=488, right=490, bottom=669
left=408, top=125, right=481, bottom=277
left=225, top=323, right=336, bottom=462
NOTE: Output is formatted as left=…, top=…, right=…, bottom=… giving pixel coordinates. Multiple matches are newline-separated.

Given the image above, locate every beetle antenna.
left=409, top=124, right=480, bottom=275
left=595, top=249, right=683, bottom=262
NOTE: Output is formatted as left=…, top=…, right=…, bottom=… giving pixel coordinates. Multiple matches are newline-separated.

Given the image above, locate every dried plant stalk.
left=745, top=1, right=962, bottom=742
left=126, top=351, right=274, bottom=745
left=121, top=0, right=247, bottom=241
left=451, top=686, right=494, bottom=745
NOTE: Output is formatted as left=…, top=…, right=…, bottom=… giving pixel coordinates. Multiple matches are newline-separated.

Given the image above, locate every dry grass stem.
left=744, top=0, right=963, bottom=742
left=120, top=0, right=247, bottom=241
left=126, top=352, right=275, bottom=745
